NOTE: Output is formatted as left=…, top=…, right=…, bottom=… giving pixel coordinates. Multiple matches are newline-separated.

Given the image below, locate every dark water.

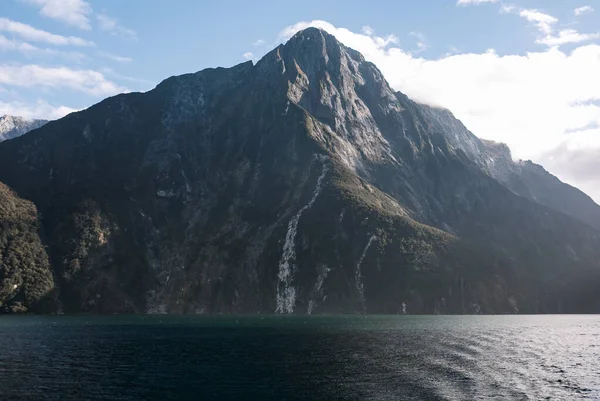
left=0, top=315, right=599, bottom=400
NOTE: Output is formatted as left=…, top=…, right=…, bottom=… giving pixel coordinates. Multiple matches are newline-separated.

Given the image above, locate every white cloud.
left=518, top=9, right=558, bottom=35
left=253, top=39, right=266, bottom=46
left=574, top=6, right=594, bottom=16
left=99, top=51, right=132, bottom=63
left=21, top=0, right=92, bottom=30
left=0, top=34, right=21, bottom=51
left=361, top=26, right=375, bottom=35
left=501, top=5, right=516, bottom=13
left=100, top=68, right=155, bottom=88
left=0, top=34, right=86, bottom=62
left=0, top=18, right=93, bottom=46
left=0, top=99, right=78, bottom=120
left=279, top=20, right=600, bottom=202
left=445, top=45, right=461, bottom=57
left=537, top=29, right=600, bottom=46
left=457, top=0, right=498, bottom=5
left=243, top=52, right=254, bottom=60
left=504, top=7, right=600, bottom=47
left=409, top=31, right=428, bottom=53
left=96, top=12, right=138, bottom=41
left=0, top=64, right=126, bottom=96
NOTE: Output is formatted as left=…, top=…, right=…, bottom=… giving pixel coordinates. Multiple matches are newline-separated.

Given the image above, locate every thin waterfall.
left=355, top=235, right=377, bottom=312
left=276, top=157, right=329, bottom=314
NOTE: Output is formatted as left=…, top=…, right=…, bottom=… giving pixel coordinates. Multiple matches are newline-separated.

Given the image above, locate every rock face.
left=0, top=115, right=48, bottom=142
left=1, top=28, right=599, bottom=314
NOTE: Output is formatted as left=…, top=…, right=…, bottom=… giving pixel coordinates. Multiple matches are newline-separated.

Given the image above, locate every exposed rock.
left=0, top=115, right=48, bottom=142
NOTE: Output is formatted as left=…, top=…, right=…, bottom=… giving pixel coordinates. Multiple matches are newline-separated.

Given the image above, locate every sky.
left=1, top=0, right=599, bottom=202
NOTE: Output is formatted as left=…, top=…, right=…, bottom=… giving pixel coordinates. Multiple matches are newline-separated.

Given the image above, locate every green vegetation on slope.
left=0, top=183, right=54, bottom=313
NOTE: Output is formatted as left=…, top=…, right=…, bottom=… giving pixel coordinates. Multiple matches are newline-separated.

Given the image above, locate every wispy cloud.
left=0, top=64, right=126, bottom=96
left=253, top=39, right=266, bottom=46
left=21, top=0, right=92, bottom=30
left=574, top=6, right=594, bottom=16
left=409, top=31, right=429, bottom=53
left=538, top=30, right=600, bottom=46
left=0, top=17, right=93, bottom=46
left=518, top=9, right=558, bottom=35
left=361, top=26, right=375, bottom=35
left=242, top=52, right=254, bottom=61
left=101, top=68, right=155, bottom=88
left=96, top=12, right=137, bottom=41
left=456, top=0, right=498, bottom=6
left=0, top=34, right=86, bottom=62
left=99, top=51, right=132, bottom=63
left=502, top=7, right=600, bottom=47
left=445, top=45, right=461, bottom=57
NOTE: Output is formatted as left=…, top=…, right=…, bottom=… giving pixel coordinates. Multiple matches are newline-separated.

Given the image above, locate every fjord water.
left=0, top=315, right=598, bottom=400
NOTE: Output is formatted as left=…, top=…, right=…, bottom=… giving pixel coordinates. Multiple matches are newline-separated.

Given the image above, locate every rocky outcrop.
left=0, top=115, right=47, bottom=142
left=0, top=28, right=599, bottom=314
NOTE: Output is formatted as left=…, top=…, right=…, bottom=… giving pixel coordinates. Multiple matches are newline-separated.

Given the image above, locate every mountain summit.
left=1, top=28, right=599, bottom=314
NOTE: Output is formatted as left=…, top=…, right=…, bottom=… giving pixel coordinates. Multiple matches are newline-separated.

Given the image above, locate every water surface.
left=0, top=315, right=598, bottom=400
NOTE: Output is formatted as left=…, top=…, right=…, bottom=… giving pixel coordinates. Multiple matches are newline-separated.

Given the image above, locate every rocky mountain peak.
left=0, top=115, right=48, bottom=142
left=283, top=27, right=365, bottom=69
left=255, top=28, right=405, bottom=173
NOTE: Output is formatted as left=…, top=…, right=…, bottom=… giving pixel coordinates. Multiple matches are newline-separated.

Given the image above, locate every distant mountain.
left=0, top=28, right=599, bottom=314
left=0, top=115, right=48, bottom=142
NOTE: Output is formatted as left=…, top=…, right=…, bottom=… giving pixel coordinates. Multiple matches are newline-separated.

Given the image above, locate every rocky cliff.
left=1, top=28, right=599, bottom=314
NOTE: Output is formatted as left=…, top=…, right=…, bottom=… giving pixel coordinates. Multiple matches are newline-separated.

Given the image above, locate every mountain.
left=1, top=27, right=599, bottom=314
left=0, top=115, right=48, bottom=142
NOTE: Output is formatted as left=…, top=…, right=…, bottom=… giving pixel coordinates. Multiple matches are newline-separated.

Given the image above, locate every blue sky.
left=1, top=0, right=600, bottom=201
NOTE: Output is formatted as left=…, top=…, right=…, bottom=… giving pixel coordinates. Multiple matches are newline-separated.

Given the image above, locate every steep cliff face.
left=0, top=115, right=48, bottom=142
left=1, top=28, right=599, bottom=314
